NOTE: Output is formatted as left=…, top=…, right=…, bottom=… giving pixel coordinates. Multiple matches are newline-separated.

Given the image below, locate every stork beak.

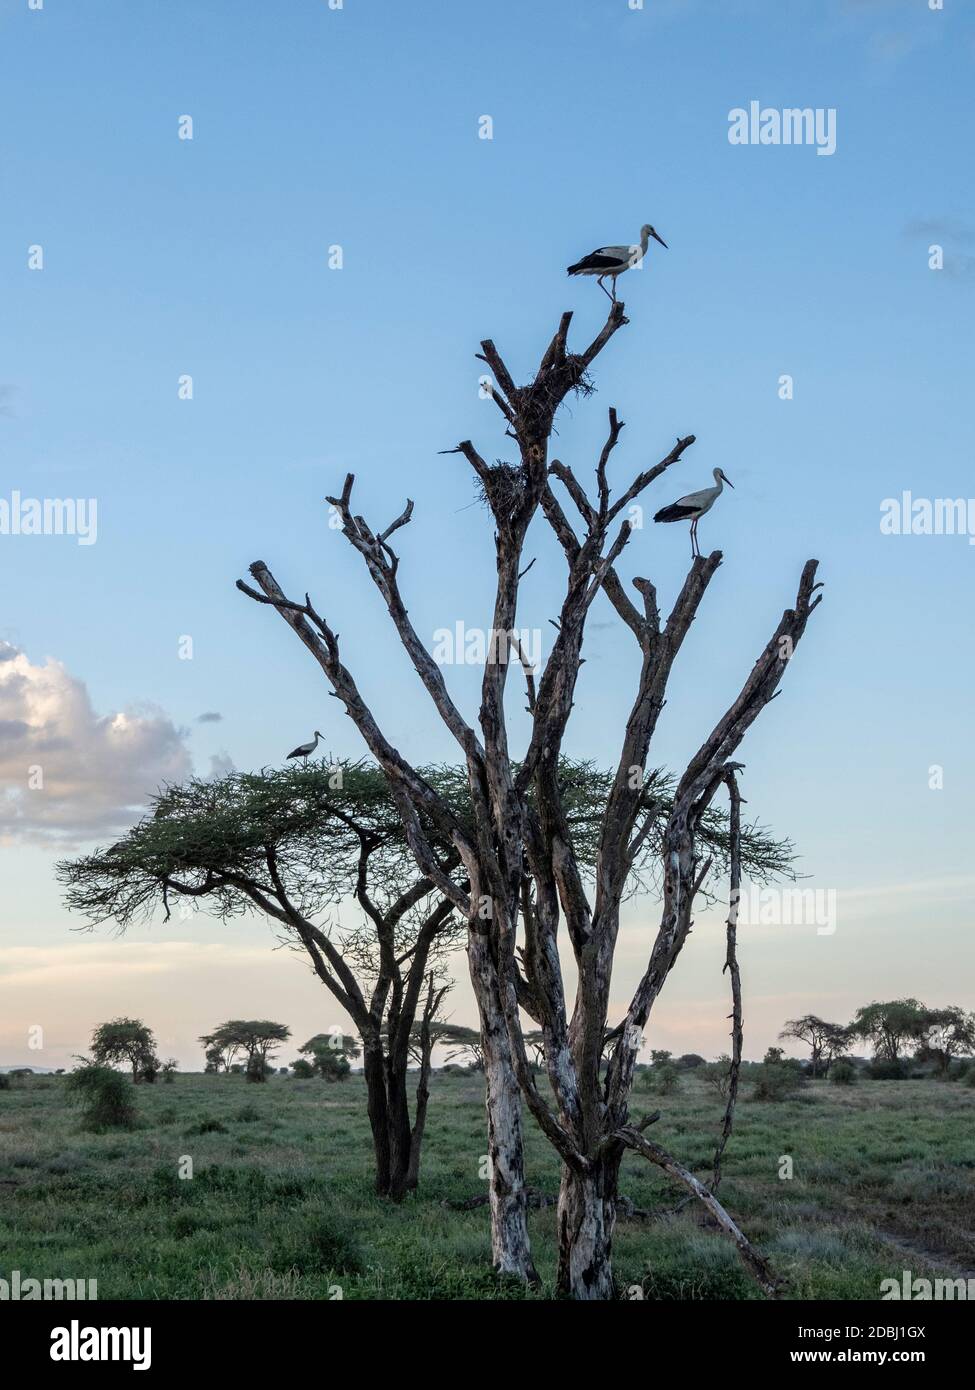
left=721, top=472, right=734, bottom=488
left=651, top=228, right=668, bottom=249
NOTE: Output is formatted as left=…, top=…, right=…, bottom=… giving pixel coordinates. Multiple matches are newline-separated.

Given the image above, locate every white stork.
left=286, top=731, right=323, bottom=764
left=653, top=469, right=734, bottom=557
left=567, top=224, right=668, bottom=301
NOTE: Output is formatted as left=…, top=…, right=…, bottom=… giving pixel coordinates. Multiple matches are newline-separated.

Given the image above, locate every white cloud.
left=206, top=751, right=236, bottom=780
left=0, top=641, right=192, bottom=845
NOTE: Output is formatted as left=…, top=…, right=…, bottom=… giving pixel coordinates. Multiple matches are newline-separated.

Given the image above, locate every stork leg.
left=690, top=518, right=699, bottom=558
left=597, top=276, right=613, bottom=303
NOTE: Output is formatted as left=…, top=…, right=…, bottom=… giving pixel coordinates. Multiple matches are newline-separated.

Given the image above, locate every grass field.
left=2, top=1070, right=973, bottom=1300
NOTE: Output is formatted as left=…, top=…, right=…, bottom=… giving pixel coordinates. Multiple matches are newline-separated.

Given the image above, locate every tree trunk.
left=385, top=1064, right=414, bottom=1202
left=556, top=1152, right=621, bottom=1300
left=469, top=931, right=537, bottom=1284
left=361, top=1041, right=393, bottom=1198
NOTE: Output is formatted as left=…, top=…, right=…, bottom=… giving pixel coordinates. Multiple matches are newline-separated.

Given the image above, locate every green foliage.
left=291, top=1059, right=315, bottom=1079
left=914, top=1007, right=975, bottom=1074
left=64, top=1064, right=137, bottom=1130
left=321, top=1055, right=351, bottom=1082
left=186, top=1117, right=228, bottom=1135
left=779, top=1015, right=849, bottom=1077
left=202, top=1021, right=291, bottom=1083
left=0, top=1074, right=10, bottom=1090
left=653, top=1064, right=680, bottom=1096
left=830, top=1059, right=857, bottom=1086
left=57, top=758, right=792, bottom=961
left=675, top=1054, right=706, bottom=1070
left=90, top=1017, right=159, bottom=1083
left=868, top=1058, right=908, bottom=1081
left=753, top=1055, right=802, bottom=1102
left=849, top=999, right=928, bottom=1062
left=298, top=1034, right=359, bottom=1081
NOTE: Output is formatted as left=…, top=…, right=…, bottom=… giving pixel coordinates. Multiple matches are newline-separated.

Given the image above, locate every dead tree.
left=238, top=296, right=822, bottom=1297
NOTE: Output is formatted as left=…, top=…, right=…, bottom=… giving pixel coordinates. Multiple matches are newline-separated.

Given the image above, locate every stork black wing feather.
left=567, top=253, right=627, bottom=275
left=653, top=504, right=699, bottom=523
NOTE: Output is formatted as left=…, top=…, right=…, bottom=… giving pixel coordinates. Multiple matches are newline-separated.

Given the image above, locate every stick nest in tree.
left=475, top=460, right=529, bottom=513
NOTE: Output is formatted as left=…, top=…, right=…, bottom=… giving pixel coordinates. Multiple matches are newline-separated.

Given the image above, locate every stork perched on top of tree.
left=654, top=469, right=734, bottom=557
left=567, top=224, right=668, bottom=301
left=286, top=730, right=324, bottom=764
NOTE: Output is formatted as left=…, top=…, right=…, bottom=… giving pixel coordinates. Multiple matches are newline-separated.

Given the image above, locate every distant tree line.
left=780, top=1000, right=975, bottom=1079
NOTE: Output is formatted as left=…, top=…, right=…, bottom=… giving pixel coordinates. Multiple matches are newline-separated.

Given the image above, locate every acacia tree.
left=202, top=1020, right=291, bottom=1081
left=237, top=294, right=821, bottom=1297
left=299, top=1032, right=361, bottom=1080
left=59, top=762, right=464, bottom=1200
left=915, top=1006, right=975, bottom=1074
left=779, top=1014, right=848, bottom=1077
left=849, top=999, right=928, bottom=1063
left=438, top=1024, right=485, bottom=1070
left=90, top=1017, right=159, bottom=1085
left=203, top=1041, right=228, bottom=1074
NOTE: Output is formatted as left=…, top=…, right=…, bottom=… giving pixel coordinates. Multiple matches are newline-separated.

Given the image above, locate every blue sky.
left=2, top=0, right=973, bottom=1068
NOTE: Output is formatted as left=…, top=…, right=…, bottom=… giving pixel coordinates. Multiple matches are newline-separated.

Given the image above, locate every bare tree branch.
left=616, top=1126, right=781, bottom=1298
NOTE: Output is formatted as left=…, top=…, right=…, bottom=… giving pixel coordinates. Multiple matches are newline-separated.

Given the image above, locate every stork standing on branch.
left=653, top=467, right=734, bottom=557
left=567, top=224, right=668, bottom=302
left=286, top=730, right=323, bottom=764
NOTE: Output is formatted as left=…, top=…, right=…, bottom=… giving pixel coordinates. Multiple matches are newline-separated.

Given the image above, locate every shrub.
left=962, top=1067, right=975, bottom=1089
left=652, top=1064, right=680, bottom=1095
left=187, top=1118, right=228, bottom=1135
left=290, top=1059, right=315, bottom=1079
left=65, top=1064, right=137, bottom=1129
left=869, top=1058, right=908, bottom=1081
left=0, top=1074, right=10, bottom=1090
left=675, top=1053, right=706, bottom=1070
left=319, top=1054, right=351, bottom=1083
left=753, top=1061, right=801, bottom=1102
left=702, top=1057, right=732, bottom=1098
left=830, top=1059, right=857, bottom=1086
left=268, top=1211, right=363, bottom=1276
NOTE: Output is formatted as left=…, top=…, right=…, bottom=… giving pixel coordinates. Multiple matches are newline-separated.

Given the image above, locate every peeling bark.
left=469, top=928, right=538, bottom=1284
left=556, top=1152, right=621, bottom=1299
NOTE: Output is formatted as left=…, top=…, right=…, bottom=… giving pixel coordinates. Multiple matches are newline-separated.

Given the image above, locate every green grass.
left=2, top=1071, right=973, bottom=1299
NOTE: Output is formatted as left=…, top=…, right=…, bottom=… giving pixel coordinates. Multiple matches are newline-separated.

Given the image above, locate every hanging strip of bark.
left=615, top=1126, right=780, bottom=1299
left=711, top=768, right=744, bottom=1194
